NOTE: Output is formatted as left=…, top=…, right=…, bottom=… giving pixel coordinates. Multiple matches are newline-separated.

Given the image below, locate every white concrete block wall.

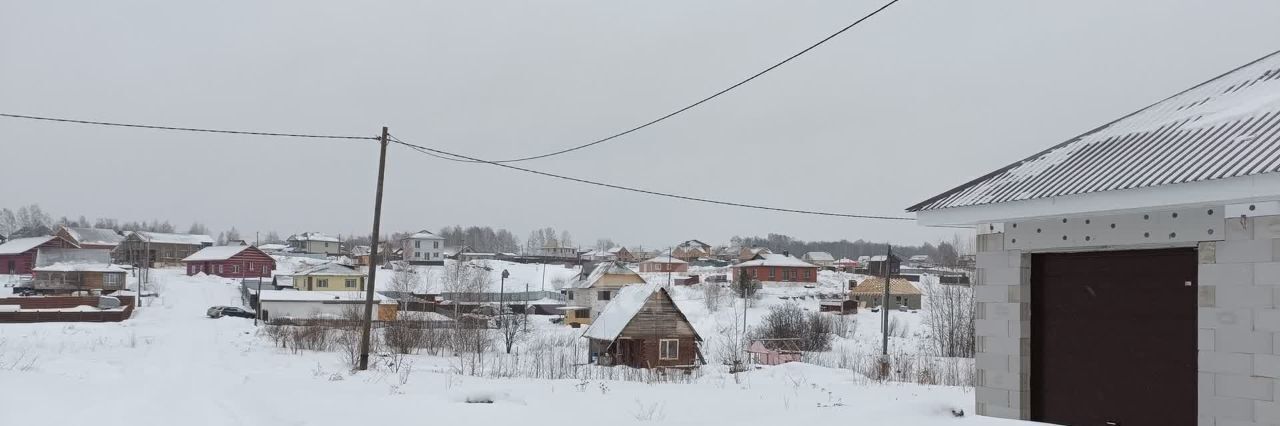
left=1198, top=215, right=1280, bottom=425
left=973, top=232, right=1030, bottom=419
left=971, top=215, right=1280, bottom=423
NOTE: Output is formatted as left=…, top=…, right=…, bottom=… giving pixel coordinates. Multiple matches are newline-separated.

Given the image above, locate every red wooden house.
left=181, top=246, right=275, bottom=278
left=734, top=252, right=819, bottom=285
left=0, top=235, right=79, bottom=275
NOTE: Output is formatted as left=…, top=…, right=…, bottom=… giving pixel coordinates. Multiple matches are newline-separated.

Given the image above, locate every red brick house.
left=182, top=246, right=275, bottom=278
left=734, top=252, right=819, bottom=285
left=0, top=235, right=79, bottom=275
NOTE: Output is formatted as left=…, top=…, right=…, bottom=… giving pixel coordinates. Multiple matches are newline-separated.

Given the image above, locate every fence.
left=0, top=295, right=135, bottom=323
left=439, top=291, right=565, bottom=303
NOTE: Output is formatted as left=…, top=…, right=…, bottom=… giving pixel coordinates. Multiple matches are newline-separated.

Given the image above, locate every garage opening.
left=1031, top=248, right=1197, bottom=425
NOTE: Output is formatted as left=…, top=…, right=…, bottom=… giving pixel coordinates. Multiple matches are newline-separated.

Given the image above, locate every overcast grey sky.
left=3, top=1, right=1279, bottom=248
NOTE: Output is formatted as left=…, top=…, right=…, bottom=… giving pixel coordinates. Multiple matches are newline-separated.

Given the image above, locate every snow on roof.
left=259, top=290, right=388, bottom=302
left=404, top=230, right=443, bottom=240
left=909, top=50, right=1280, bottom=213
left=0, top=236, right=56, bottom=255
left=606, top=247, right=626, bottom=254
left=182, top=245, right=252, bottom=262
left=582, top=283, right=659, bottom=341
left=834, top=258, right=858, bottom=265
left=867, top=255, right=900, bottom=262
left=641, top=255, right=687, bottom=264
left=288, top=232, right=339, bottom=243
left=134, top=231, right=215, bottom=245
left=259, top=244, right=287, bottom=251
left=350, top=245, right=371, bottom=256
left=36, top=247, right=111, bottom=267
left=292, top=263, right=365, bottom=276
left=851, top=277, right=921, bottom=295
left=61, top=227, right=124, bottom=246
left=736, top=253, right=817, bottom=268
left=33, top=262, right=127, bottom=273
left=803, top=252, right=835, bottom=262
left=567, top=262, right=644, bottom=289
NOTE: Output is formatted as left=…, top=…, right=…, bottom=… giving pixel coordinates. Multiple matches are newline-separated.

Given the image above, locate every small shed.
left=182, top=245, right=276, bottom=278
left=32, top=263, right=129, bottom=294
left=0, top=235, right=79, bottom=275
left=582, top=283, right=702, bottom=369
left=801, top=251, right=835, bottom=267
left=819, top=299, right=858, bottom=315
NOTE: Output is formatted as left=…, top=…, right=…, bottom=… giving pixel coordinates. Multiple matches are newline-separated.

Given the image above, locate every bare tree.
left=921, top=280, right=975, bottom=358
left=187, top=222, right=210, bottom=236
left=701, top=282, right=724, bottom=313
left=497, top=311, right=525, bottom=354
left=0, top=209, right=16, bottom=237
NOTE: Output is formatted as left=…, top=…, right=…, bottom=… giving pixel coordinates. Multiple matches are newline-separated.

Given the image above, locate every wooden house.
left=115, top=231, right=214, bottom=267
left=734, top=253, right=819, bottom=285
left=55, top=226, right=124, bottom=250
left=833, top=258, right=859, bottom=272
left=286, top=232, right=341, bottom=255
left=801, top=251, right=835, bottom=267
left=561, top=262, right=646, bottom=327
left=607, top=246, right=634, bottom=262
left=671, top=239, right=711, bottom=261
left=349, top=245, right=372, bottom=266
left=738, top=246, right=771, bottom=262
left=32, top=263, right=128, bottom=294
left=865, top=254, right=902, bottom=276
left=638, top=255, right=688, bottom=273
left=182, top=245, right=275, bottom=278
left=285, top=263, right=367, bottom=291
left=582, top=283, right=702, bottom=369
left=0, top=235, right=78, bottom=275
left=849, top=277, right=921, bottom=310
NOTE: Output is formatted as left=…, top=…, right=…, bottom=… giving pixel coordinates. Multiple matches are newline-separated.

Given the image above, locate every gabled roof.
left=60, top=227, right=124, bottom=246
left=566, top=262, right=645, bottom=289
left=292, top=263, right=365, bottom=276
left=803, top=252, right=835, bottom=262
left=350, top=245, right=371, bottom=256
left=403, top=230, right=443, bottom=240
left=851, top=277, right=921, bottom=295
left=736, top=253, right=817, bottom=268
left=182, top=245, right=265, bottom=262
left=34, top=262, right=127, bottom=273
left=582, top=283, right=701, bottom=342
left=834, top=258, right=858, bottom=265
left=606, top=247, right=628, bottom=254
left=132, top=231, right=215, bottom=246
left=0, top=236, right=58, bottom=255
left=641, top=255, right=687, bottom=265
left=868, top=254, right=901, bottom=262
left=909, top=50, right=1280, bottom=213
left=287, top=232, right=339, bottom=243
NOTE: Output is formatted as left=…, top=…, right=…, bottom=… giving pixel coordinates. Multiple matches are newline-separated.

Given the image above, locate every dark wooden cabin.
left=582, top=283, right=702, bottom=369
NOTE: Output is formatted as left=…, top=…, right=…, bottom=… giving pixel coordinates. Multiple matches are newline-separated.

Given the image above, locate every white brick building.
left=909, top=50, right=1280, bottom=424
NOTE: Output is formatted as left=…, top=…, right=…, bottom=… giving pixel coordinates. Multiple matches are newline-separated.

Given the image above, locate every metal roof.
left=909, top=50, right=1280, bottom=212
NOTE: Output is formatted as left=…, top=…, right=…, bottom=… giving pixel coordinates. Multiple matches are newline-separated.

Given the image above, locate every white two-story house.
left=401, top=230, right=445, bottom=265
left=560, top=262, right=647, bottom=327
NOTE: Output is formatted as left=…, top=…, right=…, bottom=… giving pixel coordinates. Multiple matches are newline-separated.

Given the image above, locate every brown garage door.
left=1031, top=248, right=1197, bottom=425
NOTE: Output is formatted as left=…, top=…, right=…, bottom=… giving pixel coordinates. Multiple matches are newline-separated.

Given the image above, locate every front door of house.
left=1031, top=248, right=1197, bottom=425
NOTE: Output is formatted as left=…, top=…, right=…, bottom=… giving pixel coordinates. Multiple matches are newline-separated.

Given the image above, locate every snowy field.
left=0, top=265, right=1030, bottom=426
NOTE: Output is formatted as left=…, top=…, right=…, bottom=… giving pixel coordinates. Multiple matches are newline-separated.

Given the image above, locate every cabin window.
left=433, top=241, right=440, bottom=249
left=104, top=274, right=121, bottom=286
left=345, top=279, right=357, bottom=288
left=567, top=292, right=574, bottom=301
left=769, top=268, right=776, bottom=280
left=659, top=339, right=679, bottom=360
left=803, top=270, right=811, bottom=280
left=230, top=265, right=240, bottom=273
left=217, top=265, right=224, bottom=274
left=317, top=279, right=329, bottom=288
left=598, top=290, right=611, bottom=301
left=262, top=265, right=269, bottom=274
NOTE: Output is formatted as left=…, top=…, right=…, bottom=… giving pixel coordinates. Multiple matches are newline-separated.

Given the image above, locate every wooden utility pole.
left=881, top=243, right=892, bottom=356
left=357, top=126, right=389, bottom=371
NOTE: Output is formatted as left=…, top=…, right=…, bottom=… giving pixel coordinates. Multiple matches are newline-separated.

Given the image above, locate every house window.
left=769, top=268, right=776, bottom=280
left=415, top=241, right=421, bottom=249
left=433, top=241, right=439, bottom=249
left=415, top=252, right=421, bottom=259
left=598, top=290, right=611, bottom=301
left=345, top=279, right=357, bottom=288
left=317, top=279, right=329, bottom=288
left=217, top=265, right=224, bottom=274
left=104, top=274, right=121, bottom=286
left=261, top=265, right=268, bottom=274
left=659, top=339, right=679, bottom=360
left=803, top=270, right=810, bottom=280
left=230, top=265, right=240, bottom=273
left=433, top=252, right=439, bottom=259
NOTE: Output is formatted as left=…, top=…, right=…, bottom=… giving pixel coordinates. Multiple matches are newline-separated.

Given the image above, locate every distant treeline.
left=730, top=233, right=968, bottom=266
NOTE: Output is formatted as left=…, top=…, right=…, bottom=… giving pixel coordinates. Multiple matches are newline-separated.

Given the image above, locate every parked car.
left=207, top=306, right=256, bottom=319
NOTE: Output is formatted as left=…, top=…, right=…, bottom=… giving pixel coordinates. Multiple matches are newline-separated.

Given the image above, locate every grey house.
left=909, top=50, right=1280, bottom=424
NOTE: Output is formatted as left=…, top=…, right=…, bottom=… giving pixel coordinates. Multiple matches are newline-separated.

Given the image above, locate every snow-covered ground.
left=0, top=267, right=1026, bottom=425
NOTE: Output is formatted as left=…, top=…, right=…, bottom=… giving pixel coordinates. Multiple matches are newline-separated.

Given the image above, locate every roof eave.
left=915, top=172, right=1280, bottom=226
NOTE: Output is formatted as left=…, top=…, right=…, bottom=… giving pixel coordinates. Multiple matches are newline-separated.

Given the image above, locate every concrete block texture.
left=1216, top=239, right=1277, bottom=264
left=1202, top=263, right=1256, bottom=287
left=977, top=251, right=1020, bottom=269
left=1200, top=351, right=1254, bottom=375
left=1201, top=328, right=1217, bottom=351
left=975, top=385, right=1009, bottom=407
left=1214, top=286, right=1275, bottom=309
left=1226, top=216, right=1254, bottom=241
left=1255, top=354, right=1280, bottom=379
left=1256, top=262, right=1280, bottom=285
left=982, top=266, right=1028, bottom=287
left=1216, top=329, right=1274, bottom=355
left=1204, top=396, right=1256, bottom=421
left=1201, top=308, right=1256, bottom=331
left=1257, top=400, right=1280, bottom=423
left=1257, top=309, right=1280, bottom=333
left=1215, top=374, right=1274, bottom=401
left=1254, top=216, right=1280, bottom=240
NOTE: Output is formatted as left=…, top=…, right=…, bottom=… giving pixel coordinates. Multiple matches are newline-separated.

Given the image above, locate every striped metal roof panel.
left=908, top=50, right=1280, bottom=212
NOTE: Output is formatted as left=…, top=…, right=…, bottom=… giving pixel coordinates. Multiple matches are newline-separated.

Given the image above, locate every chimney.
left=782, top=250, right=790, bottom=257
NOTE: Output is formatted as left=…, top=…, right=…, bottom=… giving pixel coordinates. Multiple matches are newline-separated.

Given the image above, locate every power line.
left=438, top=0, right=902, bottom=164
left=0, top=113, right=379, bottom=140
left=388, top=135, right=915, bottom=221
